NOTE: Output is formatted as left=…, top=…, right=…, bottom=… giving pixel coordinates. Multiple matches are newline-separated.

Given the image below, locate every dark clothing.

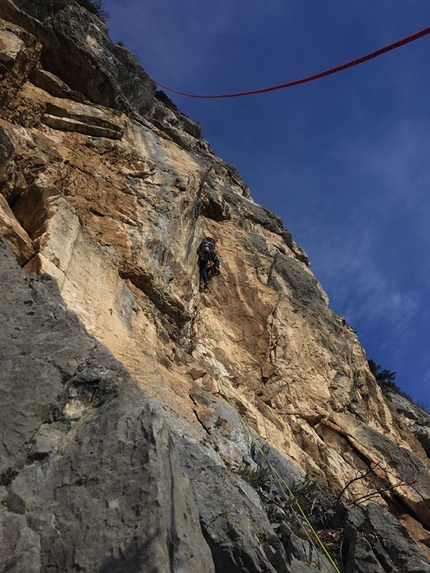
left=197, top=237, right=216, bottom=260
left=197, top=237, right=220, bottom=283
left=199, top=253, right=220, bottom=282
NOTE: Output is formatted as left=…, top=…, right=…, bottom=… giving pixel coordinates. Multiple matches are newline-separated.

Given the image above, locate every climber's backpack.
left=198, top=238, right=215, bottom=261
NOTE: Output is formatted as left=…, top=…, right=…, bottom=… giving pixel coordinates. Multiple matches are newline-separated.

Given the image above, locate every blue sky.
left=104, top=0, right=430, bottom=407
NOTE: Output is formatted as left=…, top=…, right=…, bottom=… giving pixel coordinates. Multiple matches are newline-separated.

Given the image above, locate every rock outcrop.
left=0, top=1, right=429, bottom=572
left=0, top=238, right=215, bottom=573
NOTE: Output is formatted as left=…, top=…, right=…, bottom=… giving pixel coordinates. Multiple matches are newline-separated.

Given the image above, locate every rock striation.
left=0, top=1, right=429, bottom=571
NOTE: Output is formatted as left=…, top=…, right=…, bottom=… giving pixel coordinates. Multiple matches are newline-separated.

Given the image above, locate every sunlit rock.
left=1, top=2, right=429, bottom=571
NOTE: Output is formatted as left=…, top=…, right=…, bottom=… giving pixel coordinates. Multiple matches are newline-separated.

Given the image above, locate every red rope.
left=143, top=26, right=430, bottom=99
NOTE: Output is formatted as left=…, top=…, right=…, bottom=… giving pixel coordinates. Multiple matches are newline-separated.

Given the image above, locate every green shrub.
left=238, top=465, right=268, bottom=489
left=155, top=89, right=179, bottom=112
left=368, top=359, right=430, bottom=417
left=368, top=359, right=397, bottom=385
left=75, top=0, right=110, bottom=22
left=368, top=359, right=413, bottom=401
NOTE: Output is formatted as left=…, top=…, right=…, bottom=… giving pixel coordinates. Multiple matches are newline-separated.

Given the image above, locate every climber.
left=197, top=236, right=220, bottom=289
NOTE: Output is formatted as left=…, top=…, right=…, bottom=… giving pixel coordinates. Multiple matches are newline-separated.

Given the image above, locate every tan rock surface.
left=0, top=193, right=34, bottom=263
left=1, top=5, right=429, bottom=565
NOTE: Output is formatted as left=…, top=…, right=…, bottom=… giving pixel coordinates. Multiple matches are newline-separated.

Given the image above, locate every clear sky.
left=104, top=0, right=430, bottom=407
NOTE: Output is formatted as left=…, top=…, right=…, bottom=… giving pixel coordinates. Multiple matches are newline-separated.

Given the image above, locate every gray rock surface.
left=0, top=126, right=14, bottom=169
left=175, top=433, right=290, bottom=573
left=0, top=238, right=214, bottom=573
left=387, top=391, right=430, bottom=457
left=339, top=501, right=430, bottom=573
left=13, top=0, right=72, bottom=21
left=0, top=0, right=155, bottom=116
left=1, top=1, right=430, bottom=571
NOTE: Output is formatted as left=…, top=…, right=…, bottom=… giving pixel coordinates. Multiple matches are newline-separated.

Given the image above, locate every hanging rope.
left=214, top=368, right=342, bottom=573
left=126, top=26, right=430, bottom=99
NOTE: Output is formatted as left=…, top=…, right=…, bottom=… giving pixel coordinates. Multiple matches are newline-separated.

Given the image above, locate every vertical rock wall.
left=0, top=1, right=429, bottom=571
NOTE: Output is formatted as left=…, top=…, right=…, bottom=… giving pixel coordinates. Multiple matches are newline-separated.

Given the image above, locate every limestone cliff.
left=0, top=1, right=429, bottom=572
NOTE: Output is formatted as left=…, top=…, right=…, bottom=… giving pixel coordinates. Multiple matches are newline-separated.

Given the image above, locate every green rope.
left=197, top=301, right=341, bottom=573
left=214, top=368, right=342, bottom=573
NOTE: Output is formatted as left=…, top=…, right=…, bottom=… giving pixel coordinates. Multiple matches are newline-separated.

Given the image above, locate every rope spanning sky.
left=105, top=0, right=430, bottom=407
left=142, top=26, right=430, bottom=98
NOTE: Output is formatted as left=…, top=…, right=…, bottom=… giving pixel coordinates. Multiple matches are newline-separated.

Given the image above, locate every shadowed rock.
left=0, top=238, right=214, bottom=573
left=0, top=0, right=430, bottom=570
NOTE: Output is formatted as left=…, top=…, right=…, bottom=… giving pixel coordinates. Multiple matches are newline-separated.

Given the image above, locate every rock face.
left=0, top=1, right=429, bottom=572
left=0, top=238, right=214, bottom=573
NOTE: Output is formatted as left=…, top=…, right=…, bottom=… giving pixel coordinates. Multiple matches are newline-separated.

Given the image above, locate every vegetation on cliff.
left=75, top=0, right=109, bottom=21
left=1, top=1, right=429, bottom=570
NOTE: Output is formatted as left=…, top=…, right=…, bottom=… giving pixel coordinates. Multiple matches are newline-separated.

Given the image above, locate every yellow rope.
left=197, top=296, right=341, bottom=572
left=214, top=368, right=342, bottom=573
